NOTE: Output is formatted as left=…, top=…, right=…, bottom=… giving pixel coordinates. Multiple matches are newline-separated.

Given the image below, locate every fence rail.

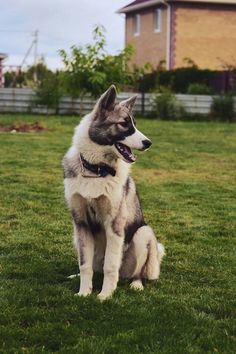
left=0, top=88, right=235, bottom=115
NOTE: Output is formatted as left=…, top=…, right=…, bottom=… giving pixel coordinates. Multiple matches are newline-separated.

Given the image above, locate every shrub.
left=138, top=67, right=218, bottom=93
left=152, top=91, right=186, bottom=120
left=187, top=83, right=213, bottom=95
left=34, top=71, right=62, bottom=114
left=210, top=95, right=235, bottom=122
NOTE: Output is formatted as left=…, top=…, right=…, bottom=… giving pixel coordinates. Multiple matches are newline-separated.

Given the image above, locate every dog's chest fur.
left=65, top=169, right=127, bottom=228
left=64, top=153, right=145, bottom=244
left=64, top=143, right=130, bottom=200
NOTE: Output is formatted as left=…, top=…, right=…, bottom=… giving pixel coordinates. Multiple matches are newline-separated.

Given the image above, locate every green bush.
left=34, top=71, right=62, bottom=114
left=210, top=95, right=235, bottom=122
left=152, top=91, right=186, bottom=120
left=187, top=83, right=213, bottom=95
left=138, top=67, right=217, bottom=93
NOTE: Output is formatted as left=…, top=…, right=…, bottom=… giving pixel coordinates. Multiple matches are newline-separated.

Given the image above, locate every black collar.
left=80, top=154, right=116, bottom=178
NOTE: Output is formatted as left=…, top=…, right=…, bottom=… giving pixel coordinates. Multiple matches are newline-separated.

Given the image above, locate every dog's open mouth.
left=115, top=142, right=136, bottom=163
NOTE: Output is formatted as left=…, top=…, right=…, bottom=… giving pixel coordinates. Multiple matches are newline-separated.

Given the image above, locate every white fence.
left=0, top=88, right=235, bottom=115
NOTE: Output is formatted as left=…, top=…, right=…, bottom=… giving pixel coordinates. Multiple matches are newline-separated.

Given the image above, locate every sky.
left=0, top=0, right=129, bottom=70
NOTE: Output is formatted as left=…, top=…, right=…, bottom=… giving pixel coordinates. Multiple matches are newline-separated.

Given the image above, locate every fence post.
left=141, top=92, right=145, bottom=116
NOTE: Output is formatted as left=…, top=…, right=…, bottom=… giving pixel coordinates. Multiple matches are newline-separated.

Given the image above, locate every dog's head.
left=88, top=85, right=151, bottom=163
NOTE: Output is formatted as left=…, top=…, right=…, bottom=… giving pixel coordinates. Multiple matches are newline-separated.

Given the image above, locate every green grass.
left=0, top=114, right=236, bottom=354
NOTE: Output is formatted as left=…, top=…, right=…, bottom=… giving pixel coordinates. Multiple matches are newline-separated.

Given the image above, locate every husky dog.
left=63, top=85, right=165, bottom=301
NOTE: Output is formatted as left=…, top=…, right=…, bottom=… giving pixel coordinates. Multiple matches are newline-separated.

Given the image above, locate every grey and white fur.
left=63, top=85, right=165, bottom=301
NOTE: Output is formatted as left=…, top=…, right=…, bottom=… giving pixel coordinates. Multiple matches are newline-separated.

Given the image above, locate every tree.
left=4, top=59, right=53, bottom=88
left=4, top=69, right=26, bottom=88
left=59, top=25, right=139, bottom=115
left=25, top=58, right=52, bottom=86
left=34, top=70, right=63, bottom=114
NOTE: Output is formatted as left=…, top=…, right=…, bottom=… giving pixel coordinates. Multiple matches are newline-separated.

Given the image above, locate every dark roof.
left=117, top=0, right=162, bottom=13
left=121, top=0, right=149, bottom=10
left=123, top=0, right=149, bottom=9
left=117, top=0, right=236, bottom=13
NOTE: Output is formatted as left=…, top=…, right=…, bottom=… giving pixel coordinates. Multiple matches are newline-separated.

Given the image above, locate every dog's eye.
left=119, top=121, right=129, bottom=128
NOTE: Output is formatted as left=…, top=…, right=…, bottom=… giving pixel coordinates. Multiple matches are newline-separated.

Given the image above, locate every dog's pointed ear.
left=99, top=85, right=117, bottom=111
left=120, top=95, right=137, bottom=112
left=93, top=85, right=117, bottom=120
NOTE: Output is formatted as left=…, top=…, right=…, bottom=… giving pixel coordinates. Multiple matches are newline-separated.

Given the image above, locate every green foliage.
left=4, top=70, right=25, bottom=88
left=26, top=59, right=53, bottom=86
left=59, top=25, right=106, bottom=99
left=137, top=71, right=158, bottom=93
left=152, top=90, right=186, bottom=120
left=0, top=115, right=236, bottom=353
left=138, top=66, right=217, bottom=94
left=187, top=83, right=214, bottom=95
left=59, top=25, right=137, bottom=101
left=158, top=67, right=216, bottom=93
left=210, top=94, right=236, bottom=122
left=34, top=71, right=63, bottom=113
left=4, top=59, right=55, bottom=88
left=182, top=57, right=198, bottom=68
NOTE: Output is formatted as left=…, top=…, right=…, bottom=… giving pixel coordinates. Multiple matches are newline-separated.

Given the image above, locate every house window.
left=154, top=9, right=161, bottom=32
left=133, top=14, right=140, bottom=36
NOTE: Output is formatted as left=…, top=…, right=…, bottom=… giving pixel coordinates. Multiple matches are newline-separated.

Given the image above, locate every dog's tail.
left=145, top=233, right=165, bottom=280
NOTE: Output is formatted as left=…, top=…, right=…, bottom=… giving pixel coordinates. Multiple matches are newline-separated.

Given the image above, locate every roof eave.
left=117, top=0, right=166, bottom=14
left=117, top=0, right=236, bottom=13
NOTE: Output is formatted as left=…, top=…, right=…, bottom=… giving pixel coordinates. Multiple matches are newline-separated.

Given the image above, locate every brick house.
left=117, top=0, right=236, bottom=70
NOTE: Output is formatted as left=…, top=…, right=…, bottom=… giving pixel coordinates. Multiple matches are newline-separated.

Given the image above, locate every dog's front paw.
left=74, top=289, right=92, bottom=297
left=97, top=291, right=113, bottom=302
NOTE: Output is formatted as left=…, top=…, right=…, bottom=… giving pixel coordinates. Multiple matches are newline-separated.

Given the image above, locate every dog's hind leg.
left=120, top=226, right=165, bottom=288
left=130, top=279, right=144, bottom=291
left=120, top=229, right=147, bottom=289
left=143, top=228, right=165, bottom=280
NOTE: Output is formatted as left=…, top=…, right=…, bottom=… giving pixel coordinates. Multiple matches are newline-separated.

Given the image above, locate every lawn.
left=0, top=114, right=236, bottom=353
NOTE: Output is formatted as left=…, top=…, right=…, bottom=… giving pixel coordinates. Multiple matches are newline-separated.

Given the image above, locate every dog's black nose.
left=142, top=139, right=152, bottom=150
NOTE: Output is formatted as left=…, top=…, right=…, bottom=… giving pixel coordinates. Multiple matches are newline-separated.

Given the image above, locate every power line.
left=0, top=29, right=33, bottom=33
left=0, top=29, right=75, bottom=44
left=33, top=30, right=38, bottom=82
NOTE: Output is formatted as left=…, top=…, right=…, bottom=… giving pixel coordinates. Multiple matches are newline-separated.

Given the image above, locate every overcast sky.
left=0, top=0, right=129, bottom=70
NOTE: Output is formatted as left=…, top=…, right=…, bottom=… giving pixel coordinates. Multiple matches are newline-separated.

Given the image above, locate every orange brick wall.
left=125, top=6, right=167, bottom=69
left=174, top=4, right=236, bottom=69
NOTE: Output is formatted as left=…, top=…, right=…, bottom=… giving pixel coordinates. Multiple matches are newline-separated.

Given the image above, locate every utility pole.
left=33, top=30, right=38, bottom=83
left=11, top=29, right=39, bottom=87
